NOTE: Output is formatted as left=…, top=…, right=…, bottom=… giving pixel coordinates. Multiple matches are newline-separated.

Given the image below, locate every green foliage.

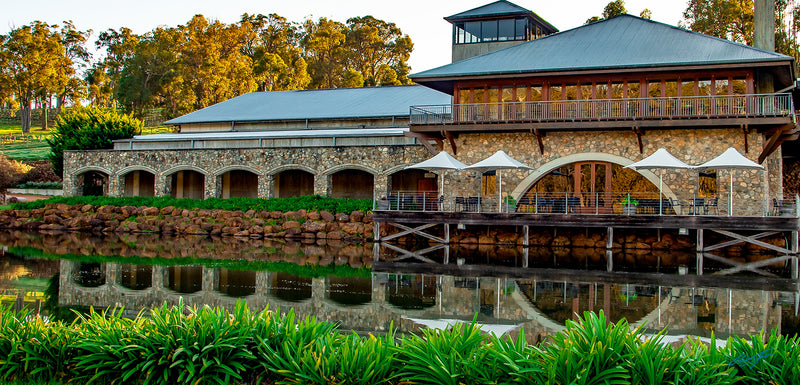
left=0, top=153, right=32, bottom=201
left=47, top=107, right=141, bottom=178
left=724, top=331, right=800, bottom=385
left=14, top=181, right=62, bottom=189
left=12, top=194, right=372, bottom=213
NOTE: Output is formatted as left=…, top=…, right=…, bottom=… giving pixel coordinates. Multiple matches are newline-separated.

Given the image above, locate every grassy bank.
left=0, top=305, right=796, bottom=384
left=11, top=195, right=373, bottom=214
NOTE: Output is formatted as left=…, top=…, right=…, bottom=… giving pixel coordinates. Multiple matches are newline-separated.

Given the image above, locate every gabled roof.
left=445, top=0, right=532, bottom=21
left=164, top=85, right=451, bottom=125
left=412, top=15, right=794, bottom=93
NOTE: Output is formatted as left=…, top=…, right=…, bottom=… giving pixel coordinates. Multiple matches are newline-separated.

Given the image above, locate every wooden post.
left=606, top=227, right=613, bottom=249
left=606, top=249, right=613, bottom=272
left=444, top=223, right=450, bottom=243
left=792, top=230, right=799, bottom=279
left=374, top=221, right=381, bottom=242
left=523, top=225, right=529, bottom=246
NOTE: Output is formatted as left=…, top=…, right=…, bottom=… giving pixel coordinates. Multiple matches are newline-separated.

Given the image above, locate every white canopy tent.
left=694, top=147, right=764, bottom=216
left=463, top=150, right=532, bottom=212
left=405, top=151, right=468, bottom=204
left=624, top=148, right=691, bottom=215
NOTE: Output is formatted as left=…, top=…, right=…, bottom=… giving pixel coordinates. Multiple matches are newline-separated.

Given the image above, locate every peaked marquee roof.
left=412, top=14, right=794, bottom=93
left=445, top=0, right=535, bottom=21
left=165, top=85, right=451, bottom=125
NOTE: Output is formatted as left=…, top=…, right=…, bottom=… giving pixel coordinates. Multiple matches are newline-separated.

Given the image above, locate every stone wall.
left=63, top=144, right=430, bottom=200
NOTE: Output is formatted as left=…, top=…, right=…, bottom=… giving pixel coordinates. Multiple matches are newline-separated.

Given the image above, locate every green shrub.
left=12, top=195, right=373, bottom=213
left=47, top=107, right=142, bottom=178
left=14, top=181, right=62, bottom=190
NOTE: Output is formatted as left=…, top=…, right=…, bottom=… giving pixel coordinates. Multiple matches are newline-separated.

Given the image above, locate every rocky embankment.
left=0, top=203, right=373, bottom=241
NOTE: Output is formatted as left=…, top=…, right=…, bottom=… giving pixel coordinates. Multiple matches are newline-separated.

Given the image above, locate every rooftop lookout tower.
left=446, top=0, right=558, bottom=63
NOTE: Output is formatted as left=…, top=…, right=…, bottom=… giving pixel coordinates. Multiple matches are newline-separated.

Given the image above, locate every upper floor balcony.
left=409, top=93, right=796, bottom=132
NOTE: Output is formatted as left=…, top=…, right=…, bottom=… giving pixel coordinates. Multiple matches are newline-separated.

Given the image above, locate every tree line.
left=0, top=13, right=413, bottom=132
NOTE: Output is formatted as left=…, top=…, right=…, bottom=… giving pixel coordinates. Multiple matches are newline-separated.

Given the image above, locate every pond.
left=1, top=230, right=798, bottom=340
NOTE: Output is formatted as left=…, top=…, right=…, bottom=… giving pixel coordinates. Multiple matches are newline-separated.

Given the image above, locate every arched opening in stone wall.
left=517, top=281, right=664, bottom=327
left=167, top=265, right=202, bottom=294
left=517, top=161, right=659, bottom=214
left=77, top=171, right=109, bottom=196
left=215, top=268, right=256, bottom=298
left=388, top=169, right=438, bottom=196
left=274, top=170, right=314, bottom=198
left=122, top=170, right=155, bottom=197
left=328, top=276, right=372, bottom=305
left=220, top=170, right=258, bottom=199
left=386, top=274, right=436, bottom=310
left=119, top=264, right=152, bottom=290
left=169, top=170, right=205, bottom=200
left=330, top=169, right=374, bottom=199
left=72, top=262, right=106, bottom=288
left=271, top=272, right=312, bottom=302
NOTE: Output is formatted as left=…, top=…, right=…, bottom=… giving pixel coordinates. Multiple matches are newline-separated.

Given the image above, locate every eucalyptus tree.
left=344, top=16, right=412, bottom=86
left=88, top=27, right=139, bottom=107
left=241, top=13, right=310, bottom=91
left=301, top=17, right=349, bottom=89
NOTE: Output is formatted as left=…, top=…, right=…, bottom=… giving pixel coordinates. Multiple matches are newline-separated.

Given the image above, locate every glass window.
left=580, top=84, right=593, bottom=99
left=482, top=171, right=496, bottom=196
left=530, top=85, right=542, bottom=101
left=502, top=86, right=514, bottom=103
left=648, top=81, right=661, bottom=97
left=474, top=87, right=485, bottom=103
left=565, top=84, right=578, bottom=100
left=549, top=84, right=562, bottom=100
left=455, top=23, right=465, bottom=44
left=627, top=81, right=640, bottom=98
left=515, top=18, right=527, bottom=40
left=482, top=20, right=498, bottom=42
left=681, top=80, right=695, bottom=96
left=698, top=79, right=712, bottom=96
left=732, top=78, right=747, bottom=94
left=515, top=85, right=527, bottom=102
left=465, top=22, right=481, bottom=43
left=596, top=83, right=608, bottom=99
left=498, top=19, right=514, bottom=41
left=458, top=88, right=471, bottom=104
left=715, top=78, right=729, bottom=95
left=488, top=86, right=499, bottom=103
left=664, top=80, right=678, bottom=97
left=611, top=82, right=624, bottom=99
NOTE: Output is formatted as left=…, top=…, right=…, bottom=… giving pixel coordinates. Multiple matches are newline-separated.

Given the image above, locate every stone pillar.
left=106, top=263, right=117, bottom=287
left=202, top=267, right=214, bottom=292
left=314, top=172, right=328, bottom=196
left=374, top=173, right=388, bottom=200
left=155, top=173, right=169, bottom=197
left=312, top=277, right=326, bottom=302
left=152, top=266, right=164, bottom=289
left=204, top=173, right=218, bottom=199
left=259, top=174, right=272, bottom=199
left=107, top=173, right=120, bottom=197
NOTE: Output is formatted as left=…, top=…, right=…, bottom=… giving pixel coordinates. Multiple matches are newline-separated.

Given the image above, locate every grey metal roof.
left=445, top=0, right=532, bottom=21
left=129, top=128, right=409, bottom=141
left=412, top=15, right=792, bottom=88
left=164, top=85, right=450, bottom=125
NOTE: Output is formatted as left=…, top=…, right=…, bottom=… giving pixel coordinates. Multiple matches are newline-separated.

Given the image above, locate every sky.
left=2, top=0, right=688, bottom=73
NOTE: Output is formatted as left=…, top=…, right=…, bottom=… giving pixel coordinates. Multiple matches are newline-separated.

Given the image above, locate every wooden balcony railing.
left=410, top=93, right=795, bottom=126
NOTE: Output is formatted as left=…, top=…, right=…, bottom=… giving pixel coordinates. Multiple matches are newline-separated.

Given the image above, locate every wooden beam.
left=632, top=127, right=644, bottom=154
left=404, top=132, right=442, bottom=155
left=532, top=128, right=545, bottom=154
left=444, top=131, right=458, bottom=156
left=759, top=123, right=797, bottom=163
left=707, top=229, right=794, bottom=254
left=742, top=124, right=749, bottom=153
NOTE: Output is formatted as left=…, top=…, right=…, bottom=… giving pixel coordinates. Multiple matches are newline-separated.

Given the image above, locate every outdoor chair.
left=455, top=196, right=466, bottom=211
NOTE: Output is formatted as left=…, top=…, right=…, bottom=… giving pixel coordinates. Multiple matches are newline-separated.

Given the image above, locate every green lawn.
left=0, top=141, right=52, bottom=161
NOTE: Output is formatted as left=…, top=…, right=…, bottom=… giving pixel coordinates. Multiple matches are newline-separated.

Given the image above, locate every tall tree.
left=586, top=0, right=628, bottom=24
left=116, top=27, right=181, bottom=117
left=302, top=17, right=348, bottom=89
left=0, top=22, right=70, bottom=133
left=241, top=13, right=310, bottom=91
left=344, top=16, right=413, bottom=86
left=88, top=27, right=138, bottom=107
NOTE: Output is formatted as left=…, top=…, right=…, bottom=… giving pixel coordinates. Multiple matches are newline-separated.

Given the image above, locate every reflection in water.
left=386, top=274, right=436, bottom=310
left=119, top=264, right=152, bottom=290
left=217, top=269, right=256, bottom=298
left=1, top=230, right=799, bottom=339
left=168, top=266, right=202, bottom=294
left=328, top=276, right=371, bottom=305
left=72, top=262, right=105, bottom=288
left=272, top=273, right=311, bottom=302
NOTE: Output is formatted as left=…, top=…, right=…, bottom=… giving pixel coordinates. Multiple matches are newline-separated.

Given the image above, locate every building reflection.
left=55, top=259, right=799, bottom=338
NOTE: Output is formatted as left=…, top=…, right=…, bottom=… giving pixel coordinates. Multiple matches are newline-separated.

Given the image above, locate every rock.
left=270, top=211, right=283, bottom=219
left=142, top=207, right=159, bottom=216
left=335, top=213, right=350, bottom=222
left=282, top=221, right=300, bottom=230
left=350, top=211, right=364, bottom=222
left=478, top=234, right=496, bottom=244
left=120, top=206, right=137, bottom=217
left=307, top=211, right=321, bottom=220
left=301, top=221, right=326, bottom=233
left=320, top=211, right=335, bottom=222
left=43, top=215, right=62, bottom=225
left=340, top=222, right=364, bottom=235
left=159, top=206, right=174, bottom=215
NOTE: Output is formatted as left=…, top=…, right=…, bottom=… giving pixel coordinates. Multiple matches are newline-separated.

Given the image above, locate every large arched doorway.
left=122, top=170, right=155, bottom=197
left=274, top=170, right=314, bottom=198
left=215, top=268, right=256, bottom=298
left=388, top=169, right=438, bottom=196
left=220, top=170, right=258, bottom=198
left=166, top=265, right=202, bottom=294
left=169, top=170, right=205, bottom=200
left=517, top=161, right=657, bottom=214
left=330, top=169, right=374, bottom=199
left=77, top=171, right=109, bottom=196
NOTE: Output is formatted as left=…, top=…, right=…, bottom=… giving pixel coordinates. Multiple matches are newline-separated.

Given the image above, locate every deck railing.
left=374, top=191, right=799, bottom=217
left=410, top=93, right=795, bottom=125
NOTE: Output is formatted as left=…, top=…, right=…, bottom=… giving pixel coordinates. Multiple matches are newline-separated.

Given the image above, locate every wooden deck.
left=372, top=210, right=800, bottom=232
